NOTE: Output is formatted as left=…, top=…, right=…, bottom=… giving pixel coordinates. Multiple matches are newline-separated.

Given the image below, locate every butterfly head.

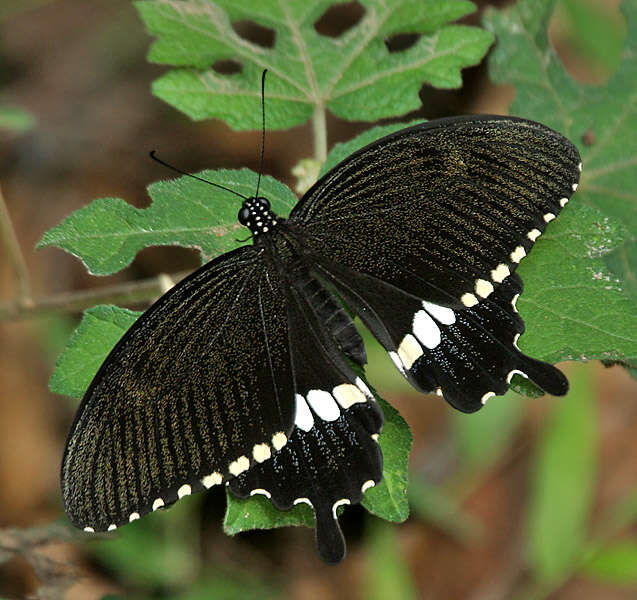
left=238, top=196, right=278, bottom=236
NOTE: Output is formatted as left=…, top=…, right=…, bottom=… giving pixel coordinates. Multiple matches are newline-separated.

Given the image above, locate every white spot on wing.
left=252, top=443, right=271, bottom=463
left=152, top=498, right=165, bottom=510
left=371, top=433, right=380, bottom=442
left=332, top=498, right=351, bottom=518
left=293, top=497, right=313, bottom=507
left=475, top=278, right=494, bottom=298
left=572, top=182, right=578, bottom=191
left=413, top=310, right=441, bottom=349
left=560, top=197, right=569, bottom=207
left=250, top=488, right=271, bottom=499
left=355, top=377, right=373, bottom=399
left=578, top=162, right=582, bottom=172
left=361, top=480, right=376, bottom=493
left=491, top=263, right=510, bottom=283
left=511, top=294, right=520, bottom=312
left=527, top=229, right=542, bottom=241
left=506, top=369, right=528, bottom=383
left=461, top=292, right=479, bottom=307
left=332, top=383, right=366, bottom=409
left=228, top=455, right=250, bottom=476
left=481, top=391, right=495, bottom=405
left=389, top=351, right=406, bottom=375
left=307, top=389, right=341, bottom=421
left=510, top=246, right=526, bottom=263
left=177, top=484, right=191, bottom=498
left=272, top=432, right=287, bottom=450
left=107, top=524, right=117, bottom=531
left=83, top=526, right=94, bottom=533
left=294, top=393, right=314, bottom=431
left=202, top=472, right=223, bottom=488
left=422, top=300, right=456, bottom=325
left=397, top=333, right=423, bottom=369
left=513, top=333, right=520, bottom=350
left=543, top=213, right=555, bottom=223
left=129, top=512, right=140, bottom=522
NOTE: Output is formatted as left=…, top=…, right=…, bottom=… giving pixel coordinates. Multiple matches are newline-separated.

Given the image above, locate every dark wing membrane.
left=289, top=116, right=581, bottom=310
left=230, top=268, right=383, bottom=564
left=62, top=246, right=296, bottom=532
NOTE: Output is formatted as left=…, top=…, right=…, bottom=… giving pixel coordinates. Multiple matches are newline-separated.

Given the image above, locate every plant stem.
left=0, top=270, right=191, bottom=321
left=312, top=103, right=327, bottom=164
left=0, top=185, right=33, bottom=309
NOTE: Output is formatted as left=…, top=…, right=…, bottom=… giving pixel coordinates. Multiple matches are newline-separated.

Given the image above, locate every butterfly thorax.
left=238, top=196, right=278, bottom=236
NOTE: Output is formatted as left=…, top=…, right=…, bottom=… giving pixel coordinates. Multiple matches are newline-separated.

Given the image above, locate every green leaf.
left=363, top=519, right=418, bottom=600
left=223, top=491, right=315, bottom=535
left=49, top=305, right=141, bottom=399
left=362, top=398, right=412, bottom=522
left=38, top=171, right=296, bottom=276
left=526, top=362, right=597, bottom=582
left=0, top=104, right=36, bottom=133
left=135, top=0, right=493, bottom=128
left=484, top=0, right=637, bottom=307
left=582, top=541, right=637, bottom=584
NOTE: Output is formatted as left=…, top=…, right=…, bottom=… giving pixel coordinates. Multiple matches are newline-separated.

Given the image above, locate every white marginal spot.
left=252, top=443, right=271, bottom=463
left=511, top=293, right=520, bottom=312
left=177, top=484, right=191, bottom=499
left=475, top=278, right=494, bottom=298
left=371, top=433, right=380, bottom=442
left=272, top=432, right=288, bottom=451
left=293, top=497, right=313, bottom=507
left=250, top=488, right=272, bottom=499
left=83, top=526, right=94, bottom=533
left=481, top=391, right=495, bottom=405
left=389, top=351, right=406, bottom=375
left=332, top=499, right=351, bottom=518
left=510, top=246, right=526, bottom=263
left=572, top=182, right=578, bottom=191
left=461, top=292, right=479, bottom=307
left=560, top=197, right=569, bottom=207
left=361, top=480, right=376, bottom=493
left=491, top=263, right=510, bottom=283
left=355, top=376, right=373, bottom=399
left=107, top=524, right=117, bottom=532
left=129, top=512, right=140, bottom=522
left=333, top=383, right=366, bottom=409
left=307, top=389, right=341, bottom=421
left=435, top=387, right=443, bottom=396
left=413, top=310, right=441, bottom=349
left=527, top=229, right=542, bottom=241
left=506, top=369, right=528, bottom=383
left=202, top=472, right=223, bottom=488
left=543, top=213, right=556, bottom=223
left=228, top=455, right=250, bottom=476
left=578, top=162, right=582, bottom=172
left=294, top=394, right=314, bottom=431
left=397, top=333, right=423, bottom=370
left=422, top=300, right=456, bottom=325
left=152, top=497, right=165, bottom=511
left=513, top=333, right=521, bottom=350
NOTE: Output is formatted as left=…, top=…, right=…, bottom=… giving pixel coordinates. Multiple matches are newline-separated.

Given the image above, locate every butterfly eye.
left=256, top=197, right=270, bottom=210
left=238, top=207, right=251, bottom=225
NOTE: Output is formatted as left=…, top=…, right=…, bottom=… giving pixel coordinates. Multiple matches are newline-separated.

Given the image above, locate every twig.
left=0, top=184, right=33, bottom=308
left=0, top=270, right=191, bottom=321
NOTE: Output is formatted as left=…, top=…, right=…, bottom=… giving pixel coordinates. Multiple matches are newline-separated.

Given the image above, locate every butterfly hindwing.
left=62, top=246, right=297, bottom=532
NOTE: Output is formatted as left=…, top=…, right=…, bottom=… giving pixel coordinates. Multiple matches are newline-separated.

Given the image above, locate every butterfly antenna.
left=254, top=69, right=267, bottom=200
left=149, top=151, right=248, bottom=201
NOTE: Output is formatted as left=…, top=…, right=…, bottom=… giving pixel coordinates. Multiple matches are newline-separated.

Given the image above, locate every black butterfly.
left=61, top=115, right=581, bottom=564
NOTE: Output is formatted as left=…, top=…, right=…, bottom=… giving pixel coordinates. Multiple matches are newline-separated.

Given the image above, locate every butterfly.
left=61, top=114, right=581, bottom=564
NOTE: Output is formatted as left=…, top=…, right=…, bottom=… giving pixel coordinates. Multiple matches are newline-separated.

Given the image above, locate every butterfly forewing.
left=62, top=246, right=296, bottom=532
left=290, top=116, right=581, bottom=310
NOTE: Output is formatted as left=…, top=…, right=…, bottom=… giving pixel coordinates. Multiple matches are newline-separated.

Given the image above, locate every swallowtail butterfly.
left=62, top=114, right=581, bottom=564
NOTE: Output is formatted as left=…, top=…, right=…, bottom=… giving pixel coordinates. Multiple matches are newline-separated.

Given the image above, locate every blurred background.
left=0, top=0, right=635, bottom=598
